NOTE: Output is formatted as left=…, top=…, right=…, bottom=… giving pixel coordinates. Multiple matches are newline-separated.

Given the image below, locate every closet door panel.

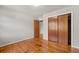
left=48, top=17, right=58, bottom=42
left=58, top=14, right=68, bottom=46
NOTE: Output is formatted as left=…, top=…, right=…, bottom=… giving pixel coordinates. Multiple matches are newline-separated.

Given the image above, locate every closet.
left=48, top=17, right=58, bottom=42
left=48, top=14, right=71, bottom=46
left=58, top=14, right=68, bottom=46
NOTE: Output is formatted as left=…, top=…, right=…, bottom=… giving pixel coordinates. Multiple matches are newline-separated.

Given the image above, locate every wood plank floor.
left=0, top=38, right=79, bottom=53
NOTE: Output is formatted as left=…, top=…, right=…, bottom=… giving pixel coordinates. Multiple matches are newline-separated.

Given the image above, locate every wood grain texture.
left=58, top=14, right=68, bottom=46
left=34, top=19, right=40, bottom=38
left=0, top=38, right=79, bottom=53
left=48, top=17, right=58, bottom=42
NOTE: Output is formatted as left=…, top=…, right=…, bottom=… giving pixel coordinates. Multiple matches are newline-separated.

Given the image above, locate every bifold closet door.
left=48, top=17, right=58, bottom=42
left=58, top=14, right=68, bottom=46
left=34, top=20, right=40, bottom=38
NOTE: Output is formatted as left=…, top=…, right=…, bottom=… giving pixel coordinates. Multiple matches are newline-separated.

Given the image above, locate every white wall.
left=0, top=6, right=34, bottom=47
left=43, top=6, right=79, bottom=48
left=43, top=17, right=48, bottom=40
left=38, top=17, right=43, bottom=35
left=39, top=21, right=43, bottom=34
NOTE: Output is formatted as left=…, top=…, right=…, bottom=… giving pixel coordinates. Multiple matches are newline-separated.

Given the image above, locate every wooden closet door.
left=34, top=20, right=40, bottom=38
left=48, top=17, right=58, bottom=42
left=58, top=14, right=68, bottom=46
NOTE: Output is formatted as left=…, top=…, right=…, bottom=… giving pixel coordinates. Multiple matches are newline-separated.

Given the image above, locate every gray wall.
left=0, top=6, right=34, bottom=47
left=39, top=21, right=43, bottom=34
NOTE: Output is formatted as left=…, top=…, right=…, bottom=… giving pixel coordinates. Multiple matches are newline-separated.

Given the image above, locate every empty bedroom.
left=0, top=5, right=79, bottom=53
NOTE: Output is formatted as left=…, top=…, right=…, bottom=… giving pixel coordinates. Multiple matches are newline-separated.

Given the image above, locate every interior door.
left=34, top=19, right=40, bottom=38
left=58, top=14, right=68, bottom=46
left=48, top=17, right=58, bottom=42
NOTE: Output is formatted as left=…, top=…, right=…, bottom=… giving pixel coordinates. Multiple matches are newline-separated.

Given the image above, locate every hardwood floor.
left=0, top=38, right=79, bottom=53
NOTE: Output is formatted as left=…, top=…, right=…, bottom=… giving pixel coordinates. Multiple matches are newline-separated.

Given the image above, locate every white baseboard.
left=0, top=36, right=34, bottom=47
left=43, top=39, right=48, bottom=40
left=71, top=45, right=79, bottom=49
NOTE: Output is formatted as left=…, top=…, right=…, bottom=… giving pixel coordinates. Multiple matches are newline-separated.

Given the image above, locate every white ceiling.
left=1, top=5, right=70, bottom=17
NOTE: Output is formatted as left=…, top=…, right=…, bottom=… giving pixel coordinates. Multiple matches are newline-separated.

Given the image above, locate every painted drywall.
left=0, top=6, right=34, bottom=47
left=38, top=16, right=43, bottom=35
left=43, top=17, right=48, bottom=40
left=43, top=6, right=79, bottom=48
left=39, top=21, right=43, bottom=35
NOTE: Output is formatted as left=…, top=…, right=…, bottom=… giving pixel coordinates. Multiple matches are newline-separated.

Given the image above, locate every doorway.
left=48, top=13, right=71, bottom=47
